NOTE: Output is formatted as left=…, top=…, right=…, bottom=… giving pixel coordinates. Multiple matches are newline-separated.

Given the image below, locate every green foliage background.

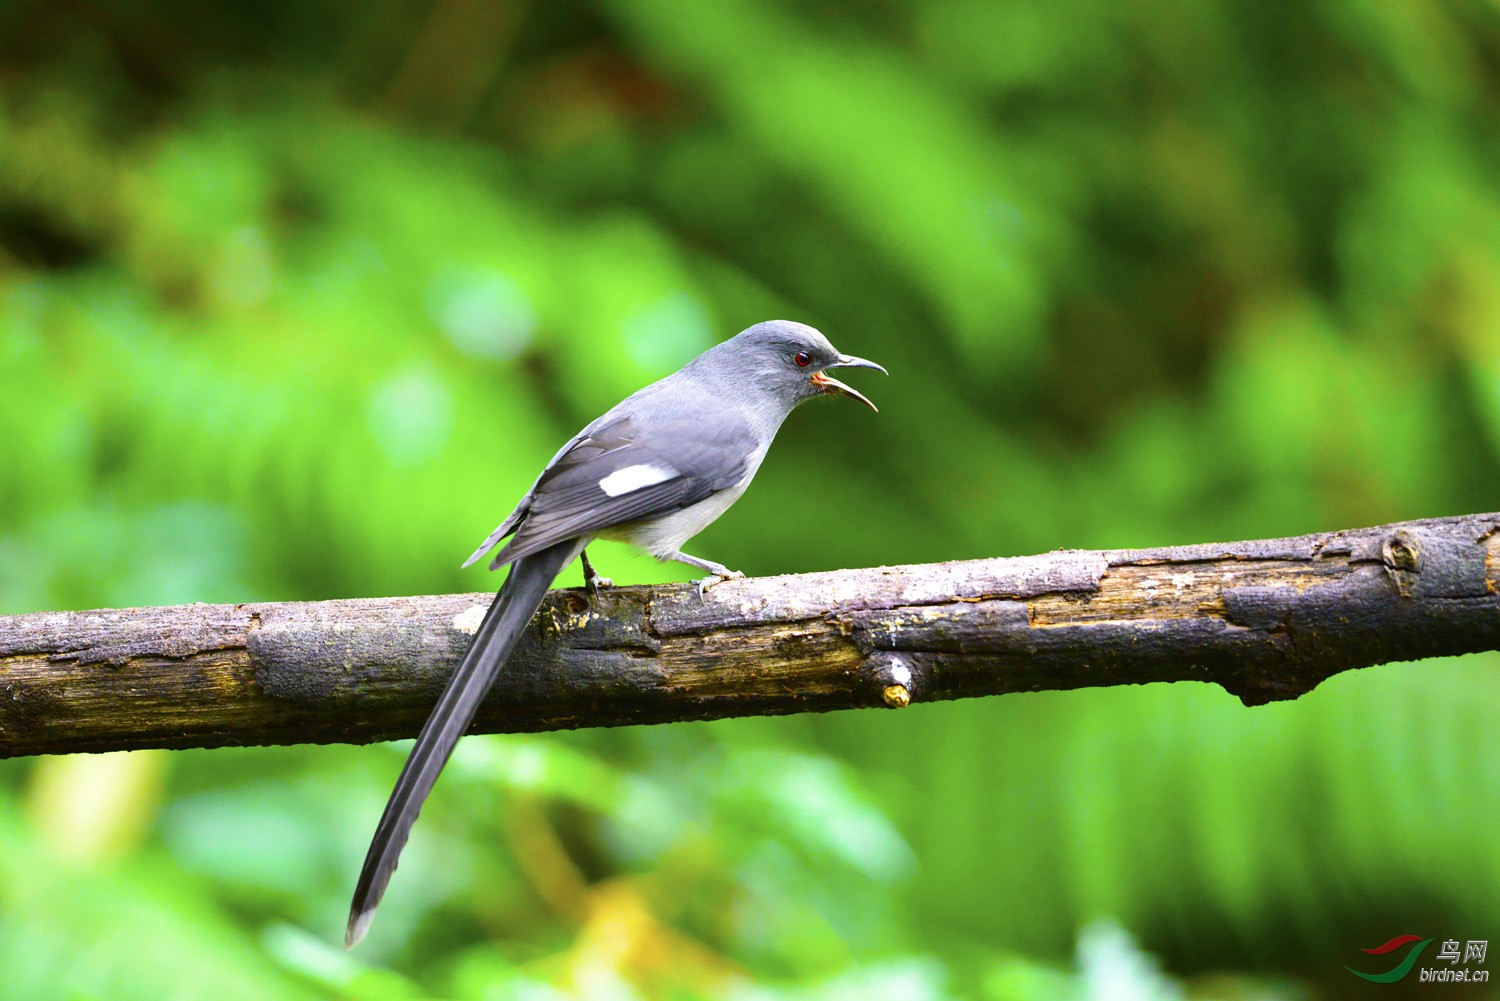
left=3, top=2, right=1499, bottom=998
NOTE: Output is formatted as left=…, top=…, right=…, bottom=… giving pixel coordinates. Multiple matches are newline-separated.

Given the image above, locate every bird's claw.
left=696, top=569, right=745, bottom=602
left=580, top=549, right=612, bottom=604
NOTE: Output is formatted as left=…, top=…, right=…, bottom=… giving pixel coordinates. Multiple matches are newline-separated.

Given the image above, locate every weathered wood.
left=2, top=513, right=1497, bottom=756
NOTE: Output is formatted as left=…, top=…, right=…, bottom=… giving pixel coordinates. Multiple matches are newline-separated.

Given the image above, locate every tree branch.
left=3, top=513, right=1498, bottom=757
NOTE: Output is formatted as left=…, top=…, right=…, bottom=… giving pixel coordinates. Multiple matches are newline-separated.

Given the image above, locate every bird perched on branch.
left=346, top=319, right=885, bottom=946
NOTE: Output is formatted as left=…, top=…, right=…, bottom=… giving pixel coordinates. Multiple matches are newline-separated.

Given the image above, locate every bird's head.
left=719, top=319, right=887, bottom=412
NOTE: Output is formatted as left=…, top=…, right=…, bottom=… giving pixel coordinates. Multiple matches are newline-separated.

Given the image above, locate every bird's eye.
left=793, top=351, right=812, bottom=367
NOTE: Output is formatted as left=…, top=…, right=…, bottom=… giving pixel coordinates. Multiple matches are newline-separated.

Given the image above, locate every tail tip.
left=345, top=908, right=375, bottom=950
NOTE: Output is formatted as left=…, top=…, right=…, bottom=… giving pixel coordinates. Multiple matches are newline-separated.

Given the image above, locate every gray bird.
left=346, top=319, right=884, bottom=947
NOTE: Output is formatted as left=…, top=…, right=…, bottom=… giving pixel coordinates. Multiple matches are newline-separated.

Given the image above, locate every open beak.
left=811, top=354, right=887, bottom=412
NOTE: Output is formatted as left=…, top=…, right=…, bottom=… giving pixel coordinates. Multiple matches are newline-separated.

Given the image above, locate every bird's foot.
left=580, top=549, right=612, bottom=604
left=696, top=568, right=745, bottom=602
left=585, top=574, right=613, bottom=603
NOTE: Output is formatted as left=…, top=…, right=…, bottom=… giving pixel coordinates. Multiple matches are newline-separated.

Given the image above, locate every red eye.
left=794, top=351, right=812, bottom=367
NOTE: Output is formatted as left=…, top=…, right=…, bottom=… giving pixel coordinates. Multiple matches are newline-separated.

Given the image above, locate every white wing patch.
left=599, top=463, right=675, bottom=497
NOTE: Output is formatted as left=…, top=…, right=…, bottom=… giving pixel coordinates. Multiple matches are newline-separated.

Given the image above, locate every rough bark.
left=2, top=513, right=1497, bottom=757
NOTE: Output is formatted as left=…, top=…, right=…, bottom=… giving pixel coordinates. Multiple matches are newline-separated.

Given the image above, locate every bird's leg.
left=662, top=550, right=745, bottom=600
left=580, top=548, right=612, bottom=601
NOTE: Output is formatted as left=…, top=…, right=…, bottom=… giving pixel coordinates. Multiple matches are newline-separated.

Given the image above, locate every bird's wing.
left=485, top=405, right=756, bottom=569
left=460, top=505, right=528, bottom=570
left=461, top=421, right=608, bottom=569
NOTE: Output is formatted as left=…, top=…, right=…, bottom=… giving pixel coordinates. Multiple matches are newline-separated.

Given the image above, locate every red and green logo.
left=1346, top=935, right=1435, bottom=983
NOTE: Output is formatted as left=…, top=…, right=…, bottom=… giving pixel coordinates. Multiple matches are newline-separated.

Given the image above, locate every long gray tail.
left=345, top=540, right=579, bottom=948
